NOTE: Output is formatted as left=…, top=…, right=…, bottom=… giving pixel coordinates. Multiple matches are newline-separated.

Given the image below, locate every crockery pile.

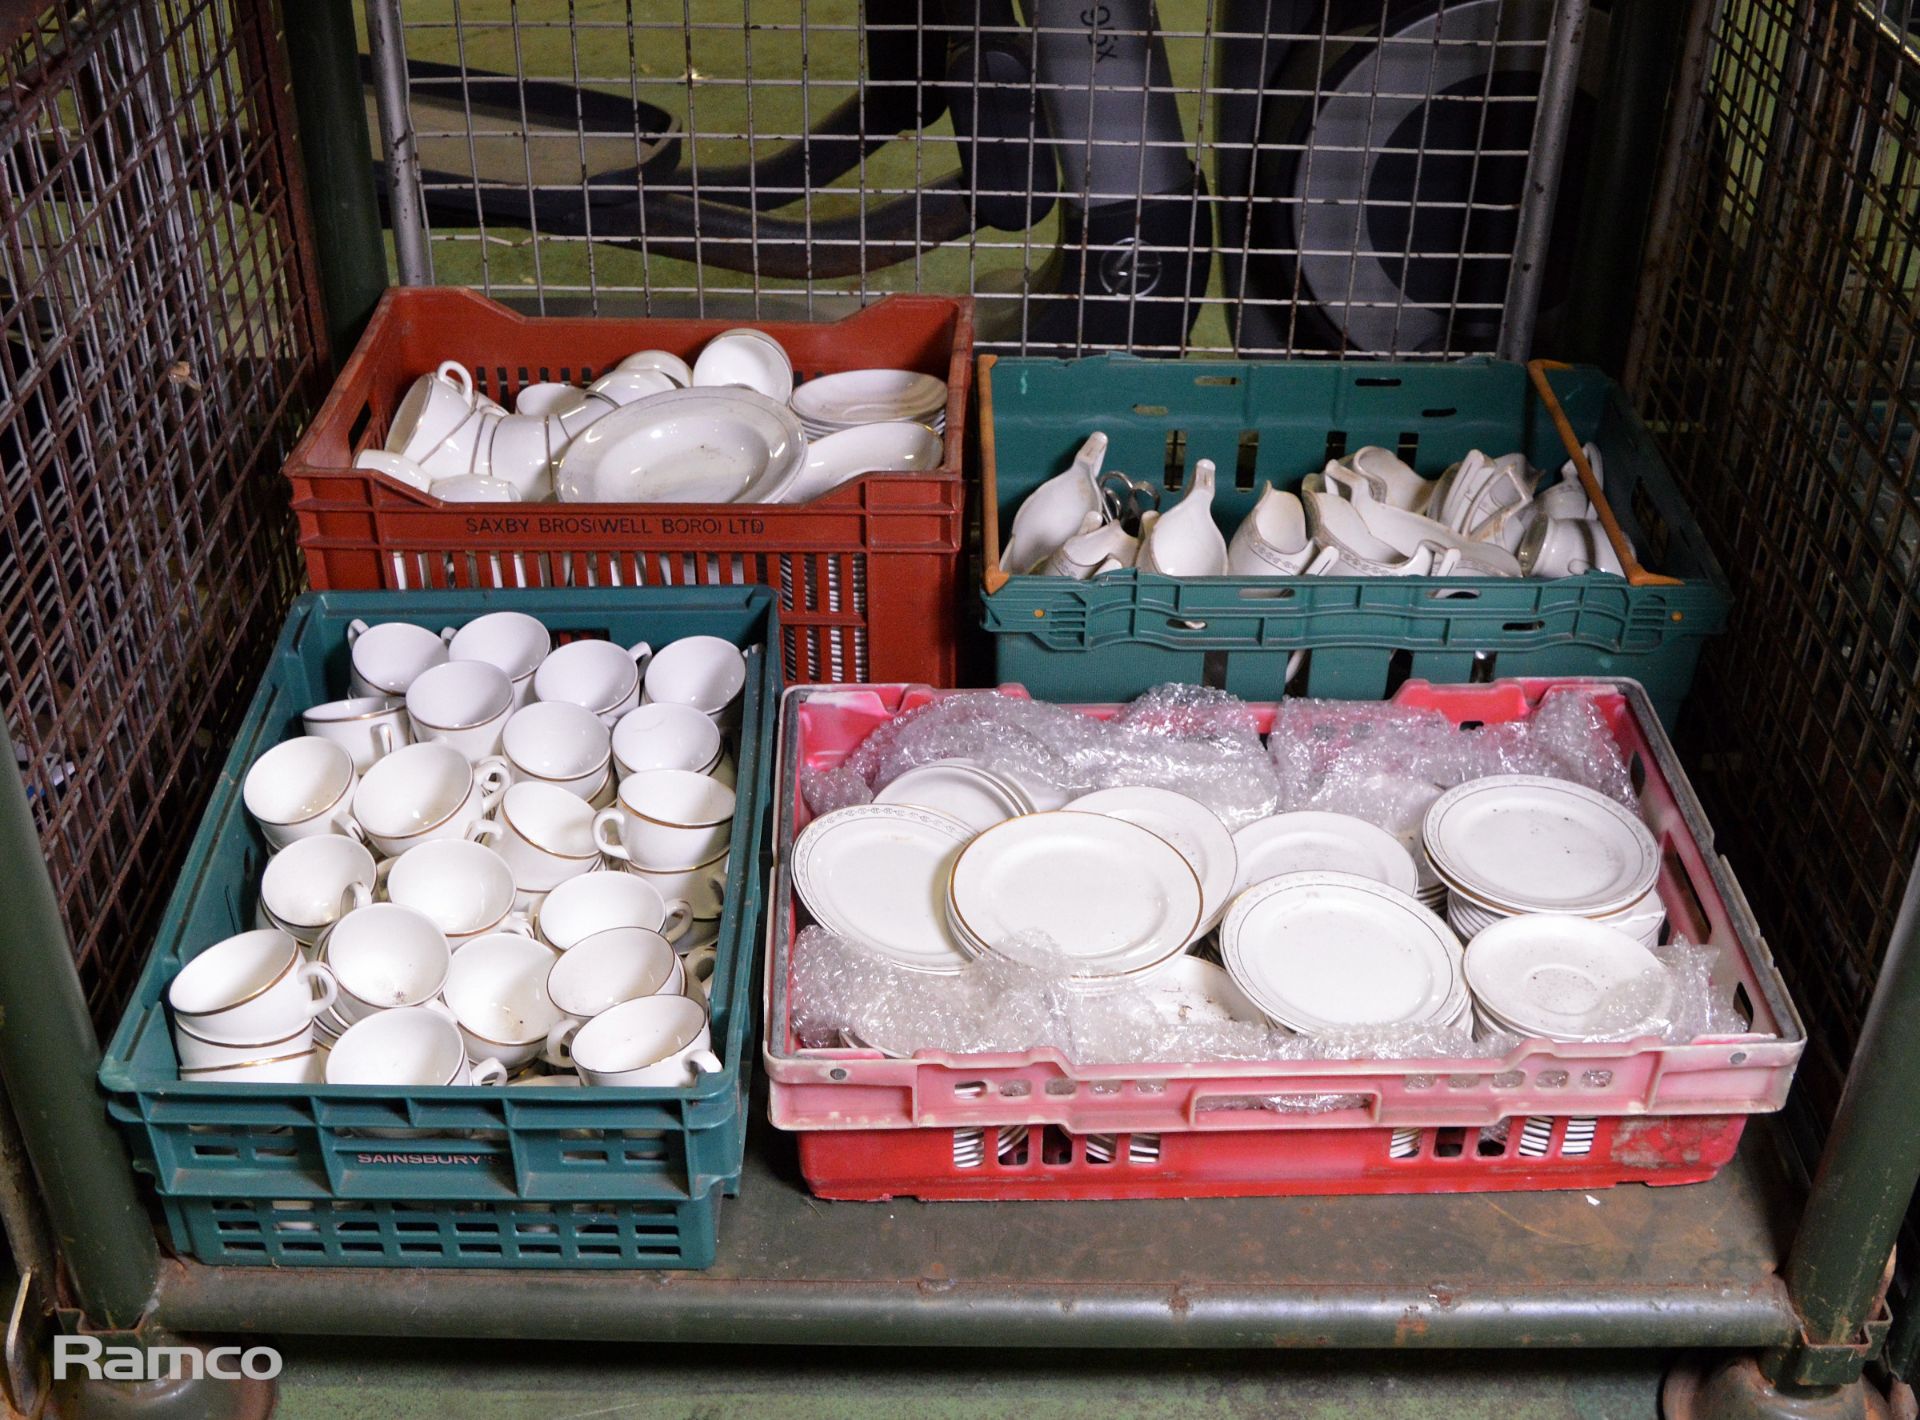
left=1004, top=433, right=1631, bottom=581
left=793, top=698, right=1685, bottom=1054
left=354, top=330, right=947, bottom=508
left=167, top=613, right=747, bottom=1089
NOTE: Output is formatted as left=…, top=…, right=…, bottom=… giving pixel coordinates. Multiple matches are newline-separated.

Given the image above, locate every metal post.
left=364, top=0, right=433, bottom=286
left=0, top=730, right=157, bottom=1328
left=1769, top=849, right=1920, bottom=1372
left=1497, top=0, right=1589, bottom=361
left=281, top=0, right=391, bottom=353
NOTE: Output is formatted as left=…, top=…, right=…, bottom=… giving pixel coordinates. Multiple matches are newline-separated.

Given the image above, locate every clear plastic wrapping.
left=788, top=927, right=1743, bottom=1066
left=802, top=684, right=1281, bottom=829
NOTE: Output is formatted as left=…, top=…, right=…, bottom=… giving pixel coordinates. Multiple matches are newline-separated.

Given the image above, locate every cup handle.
left=499, top=910, right=536, bottom=938
left=372, top=722, right=398, bottom=760
left=659, top=898, right=693, bottom=944
left=423, top=998, right=459, bottom=1024
left=469, top=1057, right=508, bottom=1087
left=343, top=881, right=373, bottom=915
left=703, top=867, right=728, bottom=905
left=346, top=618, right=369, bottom=645
left=543, top=1019, right=581, bottom=1068
left=591, top=809, right=630, bottom=862
left=437, top=360, right=476, bottom=405
left=627, top=641, right=654, bottom=678
left=439, top=625, right=459, bottom=645
left=474, top=756, right=512, bottom=801
left=334, top=812, right=367, bottom=845
left=688, top=1049, right=722, bottom=1076
left=465, top=818, right=502, bottom=845
left=1303, top=545, right=1340, bottom=577
left=300, top=962, right=339, bottom=1015
left=373, top=857, right=395, bottom=896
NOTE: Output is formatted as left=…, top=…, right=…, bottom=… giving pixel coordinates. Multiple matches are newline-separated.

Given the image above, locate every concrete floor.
left=269, top=1341, right=1669, bottom=1419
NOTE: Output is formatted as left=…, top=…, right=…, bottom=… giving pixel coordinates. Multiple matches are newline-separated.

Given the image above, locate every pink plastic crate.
left=763, top=679, right=1805, bottom=1151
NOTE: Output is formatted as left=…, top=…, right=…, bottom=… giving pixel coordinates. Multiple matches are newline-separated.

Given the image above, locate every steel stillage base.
left=145, top=1116, right=1802, bottom=1350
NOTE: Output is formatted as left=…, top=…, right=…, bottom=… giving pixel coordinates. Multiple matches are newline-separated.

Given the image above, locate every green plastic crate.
left=98, top=587, right=777, bottom=1269
left=981, top=357, right=1730, bottom=726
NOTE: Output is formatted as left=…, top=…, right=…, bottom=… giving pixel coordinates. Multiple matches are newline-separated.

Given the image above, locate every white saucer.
left=555, top=387, right=805, bottom=504
left=1423, top=775, right=1660, bottom=918
left=875, top=759, right=1030, bottom=833
left=947, top=811, right=1201, bottom=978
left=1230, top=811, right=1419, bottom=899
left=1221, top=871, right=1465, bottom=1034
left=1464, top=914, right=1674, bottom=1041
left=791, top=804, right=974, bottom=973
left=1065, top=786, right=1237, bottom=937
left=692, top=328, right=793, bottom=402
left=791, top=369, right=947, bottom=428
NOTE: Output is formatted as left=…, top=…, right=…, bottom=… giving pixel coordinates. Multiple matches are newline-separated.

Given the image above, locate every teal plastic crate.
left=980, top=357, right=1730, bottom=726
left=98, top=587, right=777, bottom=1269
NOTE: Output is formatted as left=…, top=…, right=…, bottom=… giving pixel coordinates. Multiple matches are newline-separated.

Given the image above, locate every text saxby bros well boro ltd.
left=465, top=512, right=768, bottom=538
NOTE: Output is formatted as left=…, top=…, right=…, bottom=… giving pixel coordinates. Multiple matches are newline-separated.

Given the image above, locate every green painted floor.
left=269, top=1342, right=1668, bottom=1419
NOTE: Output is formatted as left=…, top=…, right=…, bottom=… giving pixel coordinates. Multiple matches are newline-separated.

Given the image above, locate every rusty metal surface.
left=0, top=0, right=327, bottom=1031
left=1630, top=0, right=1920, bottom=1156
left=149, top=1115, right=1803, bottom=1348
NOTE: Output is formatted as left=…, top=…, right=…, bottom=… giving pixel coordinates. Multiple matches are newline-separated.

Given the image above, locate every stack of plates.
left=945, top=811, right=1203, bottom=982
left=790, top=369, right=948, bottom=440
left=792, top=804, right=975, bottom=974
left=1464, top=914, right=1676, bottom=1042
left=1229, top=811, right=1419, bottom=901
left=875, top=758, right=1034, bottom=832
left=1421, top=775, right=1665, bottom=945
left=1220, top=871, right=1469, bottom=1035
left=1067, top=787, right=1238, bottom=937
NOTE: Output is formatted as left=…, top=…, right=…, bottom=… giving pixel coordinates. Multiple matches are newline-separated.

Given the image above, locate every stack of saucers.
left=1421, top=775, right=1665, bottom=946
left=1464, top=914, right=1676, bottom=1041
left=790, top=369, right=948, bottom=440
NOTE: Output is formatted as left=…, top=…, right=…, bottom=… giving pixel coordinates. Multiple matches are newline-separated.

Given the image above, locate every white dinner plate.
left=1065, top=786, right=1237, bottom=937
left=554, top=387, right=805, bottom=504
left=1423, top=775, right=1660, bottom=918
left=876, top=759, right=1029, bottom=834
left=1230, top=810, right=1419, bottom=899
left=791, top=804, right=975, bottom=973
left=1464, top=914, right=1674, bottom=1041
left=947, top=811, right=1201, bottom=978
left=791, top=369, right=947, bottom=428
left=1221, top=871, right=1464, bottom=1034
left=1134, top=956, right=1271, bottom=1025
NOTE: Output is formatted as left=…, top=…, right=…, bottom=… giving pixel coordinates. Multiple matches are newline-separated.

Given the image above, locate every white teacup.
left=432, top=475, right=520, bottom=503
left=347, top=619, right=453, bottom=698
left=503, top=700, right=611, bottom=798
left=326, top=1006, right=507, bottom=1087
left=417, top=404, right=498, bottom=482
left=477, top=414, right=555, bottom=503
left=543, top=927, right=684, bottom=1065
left=568, top=994, right=720, bottom=1087
left=586, top=367, right=678, bottom=407
left=614, top=349, right=693, bottom=387
left=623, top=854, right=728, bottom=921
left=174, top=1016, right=317, bottom=1076
left=382, top=839, right=529, bottom=944
left=640, top=636, right=746, bottom=726
left=259, top=835, right=377, bottom=947
left=178, top=1050, right=323, bottom=1084
left=1535, top=478, right=1595, bottom=521
left=406, top=660, right=514, bottom=763
left=385, top=361, right=480, bottom=463
left=243, top=737, right=359, bottom=850
left=1521, top=516, right=1626, bottom=579
left=443, top=933, right=563, bottom=1071
left=533, top=639, right=653, bottom=726
left=302, top=696, right=412, bottom=772
left=352, top=743, right=509, bottom=857
left=610, top=702, right=723, bottom=781
left=168, top=929, right=339, bottom=1045
left=322, top=903, right=453, bottom=1024
left=537, top=870, right=690, bottom=950
left=353, top=448, right=433, bottom=493
left=472, top=781, right=600, bottom=894
left=448, top=612, right=551, bottom=710
left=593, top=770, right=734, bottom=870
left=513, top=382, right=581, bottom=418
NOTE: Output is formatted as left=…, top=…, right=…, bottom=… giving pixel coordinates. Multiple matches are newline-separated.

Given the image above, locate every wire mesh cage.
left=1629, top=0, right=1920, bottom=1161
left=364, top=0, right=1592, bottom=360
left=0, top=0, right=326, bottom=1029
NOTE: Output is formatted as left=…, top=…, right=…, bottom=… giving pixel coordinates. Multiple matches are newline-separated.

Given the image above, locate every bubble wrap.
left=802, top=684, right=1280, bottom=829
left=1265, top=690, right=1637, bottom=876
left=790, top=926, right=1745, bottom=1067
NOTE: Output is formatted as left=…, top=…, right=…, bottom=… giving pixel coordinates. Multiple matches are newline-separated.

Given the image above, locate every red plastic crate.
left=762, top=677, right=1806, bottom=1200
left=283, top=288, right=973, bottom=684
left=796, top=1115, right=1748, bottom=1202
